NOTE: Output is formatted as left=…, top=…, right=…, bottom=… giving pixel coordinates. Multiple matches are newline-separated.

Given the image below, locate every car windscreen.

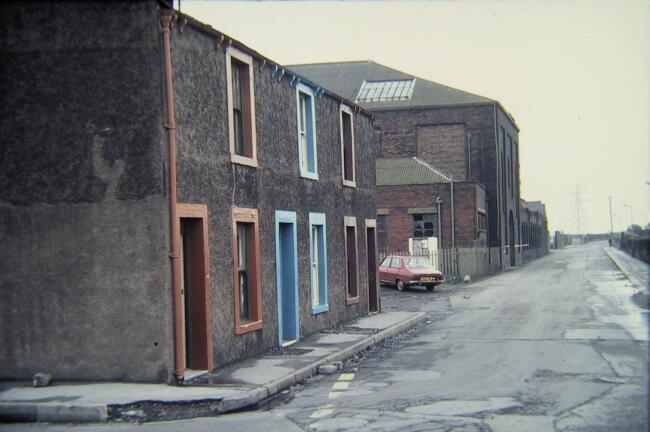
left=404, top=257, right=431, bottom=268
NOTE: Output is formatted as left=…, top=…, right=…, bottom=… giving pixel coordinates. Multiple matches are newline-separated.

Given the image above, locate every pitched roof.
left=175, top=12, right=374, bottom=119
left=288, top=61, right=495, bottom=111
left=376, top=157, right=452, bottom=186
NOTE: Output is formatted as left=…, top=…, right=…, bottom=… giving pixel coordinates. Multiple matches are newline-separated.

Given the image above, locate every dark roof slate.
left=288, top=61, right=495, bottom=110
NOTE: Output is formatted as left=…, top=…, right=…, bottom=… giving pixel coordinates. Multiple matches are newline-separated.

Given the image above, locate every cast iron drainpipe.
left=435, top=196, right=443, bottom=247
left=161, top=8, right=184, bottom=382
left=450, top=178, right=456, bottom=249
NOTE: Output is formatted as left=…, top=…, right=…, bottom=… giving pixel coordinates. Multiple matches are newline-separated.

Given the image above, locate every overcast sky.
left=183, top=0, right=649, bottom=234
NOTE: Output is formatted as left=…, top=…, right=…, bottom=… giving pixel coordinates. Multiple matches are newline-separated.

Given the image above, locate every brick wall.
left=374, top=106, right=496, bottom=244
left=416, top=124, right=466, bottom=180
left=377, top=182, right=482, bottom=251
left=374, top=104, right=521, bottom=266
left=453, top=182, right=479, bottom=247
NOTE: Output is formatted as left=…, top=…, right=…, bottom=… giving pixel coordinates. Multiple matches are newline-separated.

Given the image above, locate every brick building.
left=376, top=157, right=487, bottom=252
left=520, top=200, right=550, bottom=261
left=1, top=1, right=378, bottom=383
left=291, top=61, right=522, bottom=269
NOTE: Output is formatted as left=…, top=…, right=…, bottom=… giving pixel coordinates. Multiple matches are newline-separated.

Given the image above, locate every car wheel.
left=426, top=285, right=435, bottom=292
left=396, top=279, right=405, bottom=291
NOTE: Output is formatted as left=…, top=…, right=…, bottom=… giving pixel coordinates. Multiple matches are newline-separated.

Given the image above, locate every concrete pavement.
left=0, top=311, right=425, bottom=424
left=605, top=245, right=649, bottom=292
left=257, top=242, right=648, bottom=431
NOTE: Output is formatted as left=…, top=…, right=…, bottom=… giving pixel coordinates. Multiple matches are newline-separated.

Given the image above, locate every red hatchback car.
left=379, top=255, right=444, bottom=291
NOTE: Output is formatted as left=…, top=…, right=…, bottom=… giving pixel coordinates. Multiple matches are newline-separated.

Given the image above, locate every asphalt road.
left=7, top=242, right=648, bottom=431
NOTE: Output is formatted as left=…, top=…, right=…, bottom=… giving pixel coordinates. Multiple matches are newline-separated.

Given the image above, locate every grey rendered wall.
left=170, top=21, right=377, bottom=368
left=0, top=1, right=173, bottom=382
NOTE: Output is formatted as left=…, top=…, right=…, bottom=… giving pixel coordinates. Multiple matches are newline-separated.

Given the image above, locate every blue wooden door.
left=275, top=211, right=299, bottom=346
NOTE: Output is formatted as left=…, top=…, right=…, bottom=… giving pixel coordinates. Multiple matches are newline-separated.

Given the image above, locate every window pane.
left=342, top=111, right=353, bottom=181
left=232, top=62, right=245, bottom=156
left=232, top=64, right=243, bottom=110
left=299, top=93, right=308, bottom=170
left=377, top=215, right=386, bottom=233
left=311, top=225, right=319, bottom=306
left=300, top=132, right=308, bottom=169
left=356, top=80, right=415, bottom=103
left=404, top=257, right=431, bottom=268
left=234, top=110, right=244, bottom=156
left=299, top=93, right=307, bottom=133
left=237, top=223, right=249, bottom=321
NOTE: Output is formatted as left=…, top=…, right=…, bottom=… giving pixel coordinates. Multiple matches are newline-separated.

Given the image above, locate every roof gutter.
left=174, top=13, right=373, bottom=119
left=160, top=7, right=184, bottom=382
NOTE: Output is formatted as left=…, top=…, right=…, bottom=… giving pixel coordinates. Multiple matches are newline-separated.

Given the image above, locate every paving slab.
left=0, top=311, right=426, bottom=424
left=347, top=311, right=417, bottom=330
left=605, top=247, right=649, bottom=292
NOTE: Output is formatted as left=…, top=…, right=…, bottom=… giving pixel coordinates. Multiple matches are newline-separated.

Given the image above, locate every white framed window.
left=309, top=213, right=328, bottom=314
left=296, top=83, right=318, bottom=179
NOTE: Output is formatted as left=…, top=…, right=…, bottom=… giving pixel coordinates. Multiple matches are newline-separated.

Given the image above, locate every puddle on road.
left=405, top=397, right=522, bottom=416
left=587, top=271, right=649, bottom=341
left=485, top=414, right=555, bottom=432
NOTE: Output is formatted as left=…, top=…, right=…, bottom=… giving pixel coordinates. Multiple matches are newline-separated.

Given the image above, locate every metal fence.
left=521, top=247, right=548, bottom=263
left=379, top=247, right=502, bottom=282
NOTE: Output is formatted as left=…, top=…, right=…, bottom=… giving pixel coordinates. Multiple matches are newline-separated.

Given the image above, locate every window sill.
left=235, top=319, right=263, bottom=335
left=311, top=304, right=329, bottom=315
left=231, top=153, right=258, bottom=168
left=346, top=296, right=360, bottom=306
left=342, top=179, right=356, bottom=188
left=300, top=169, right=319, bottom=181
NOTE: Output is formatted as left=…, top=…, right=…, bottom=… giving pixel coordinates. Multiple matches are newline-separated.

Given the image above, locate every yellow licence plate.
left=420, top=277, right=434, bottom=282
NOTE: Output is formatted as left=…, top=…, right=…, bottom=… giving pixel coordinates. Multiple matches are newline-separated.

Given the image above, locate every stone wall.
left=171, top=17, right=377, bottom=368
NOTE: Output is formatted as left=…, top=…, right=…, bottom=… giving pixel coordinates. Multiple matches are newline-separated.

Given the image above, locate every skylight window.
left=356, top=79, right=415, bottom=103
